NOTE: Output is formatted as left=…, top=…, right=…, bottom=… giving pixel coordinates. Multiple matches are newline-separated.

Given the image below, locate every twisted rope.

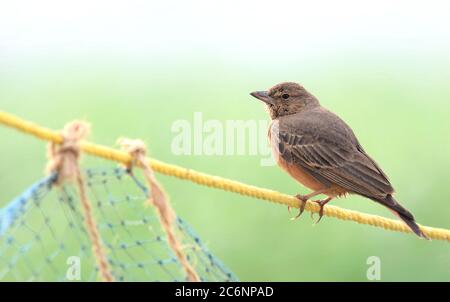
left=118, top=138, right=200, bottom=282
left=0, top=111, right=449, bottom=242
left=46, top=120, right=114, bottom=282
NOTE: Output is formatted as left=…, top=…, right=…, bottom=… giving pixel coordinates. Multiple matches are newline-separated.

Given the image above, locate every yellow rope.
left=0, top=110, right=449, bottom=242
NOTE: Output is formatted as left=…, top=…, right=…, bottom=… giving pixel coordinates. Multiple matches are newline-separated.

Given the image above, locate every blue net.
left=0, top=167, right=237, bottom=281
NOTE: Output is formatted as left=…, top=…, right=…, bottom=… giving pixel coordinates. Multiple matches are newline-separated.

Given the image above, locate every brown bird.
left=250, top=82, right=427, bottom=238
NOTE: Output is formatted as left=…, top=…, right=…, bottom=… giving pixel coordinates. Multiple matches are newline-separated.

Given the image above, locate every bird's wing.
left=273, top=114, right=394, bottom=197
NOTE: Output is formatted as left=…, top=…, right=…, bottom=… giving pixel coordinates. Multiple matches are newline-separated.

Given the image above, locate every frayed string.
left=47, top=121, right=114, bottom=282
left=118, top=138, right=200, bottom=282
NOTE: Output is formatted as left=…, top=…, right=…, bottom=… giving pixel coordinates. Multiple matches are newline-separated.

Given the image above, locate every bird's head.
left=250, top=82, right=319, bottom=119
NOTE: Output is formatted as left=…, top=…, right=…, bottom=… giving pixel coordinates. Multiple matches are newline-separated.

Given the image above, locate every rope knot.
left=117, top=138, right=147, bottom=170
left=46, top=121, right=90, bottom=185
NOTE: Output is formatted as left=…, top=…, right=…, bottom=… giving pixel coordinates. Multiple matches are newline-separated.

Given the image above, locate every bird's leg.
left=289, top=194, right=307, bottom=220
left=289, top=189, right=328, bottom=220
left=310, top=197, right=333, bottom=224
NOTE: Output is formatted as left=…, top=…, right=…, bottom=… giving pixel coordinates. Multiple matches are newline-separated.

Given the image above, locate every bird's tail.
left=371, top=194, right=429, bottom=239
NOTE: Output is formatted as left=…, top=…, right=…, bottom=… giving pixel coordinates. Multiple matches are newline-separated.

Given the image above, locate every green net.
left=0, top=167, right=237, bottom=281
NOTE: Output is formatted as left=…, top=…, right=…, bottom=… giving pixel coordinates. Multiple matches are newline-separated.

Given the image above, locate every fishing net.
left=0, top=167, right=237, bottom=282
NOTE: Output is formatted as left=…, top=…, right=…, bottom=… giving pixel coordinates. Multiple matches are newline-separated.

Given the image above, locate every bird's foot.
left=289, top=194, right=308, bottom=220
left=310, top=197, right=332, bottom=224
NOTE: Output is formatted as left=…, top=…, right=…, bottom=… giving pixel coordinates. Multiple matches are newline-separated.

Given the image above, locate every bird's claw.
left=310, top=199, right=327, bottom=224
left=289, top=194, right=308, bottom=220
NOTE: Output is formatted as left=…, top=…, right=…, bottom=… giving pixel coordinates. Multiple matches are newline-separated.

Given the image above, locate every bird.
left=250, top=82, right=427, bottom=239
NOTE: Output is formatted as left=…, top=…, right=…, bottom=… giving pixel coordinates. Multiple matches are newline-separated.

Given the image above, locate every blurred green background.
left=1, top=0, right=449, bottom=281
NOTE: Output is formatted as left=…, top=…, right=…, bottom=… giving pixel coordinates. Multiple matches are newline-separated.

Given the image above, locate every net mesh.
left=0, top=167, right=237, bottom=281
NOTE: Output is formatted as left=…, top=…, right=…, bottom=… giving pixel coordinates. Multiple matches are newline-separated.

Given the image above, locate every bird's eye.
left=282, top=93, right=290, bottom=100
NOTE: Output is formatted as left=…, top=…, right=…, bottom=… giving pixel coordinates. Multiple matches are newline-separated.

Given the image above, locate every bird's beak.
left=250, top=91, right=275, bottom=105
